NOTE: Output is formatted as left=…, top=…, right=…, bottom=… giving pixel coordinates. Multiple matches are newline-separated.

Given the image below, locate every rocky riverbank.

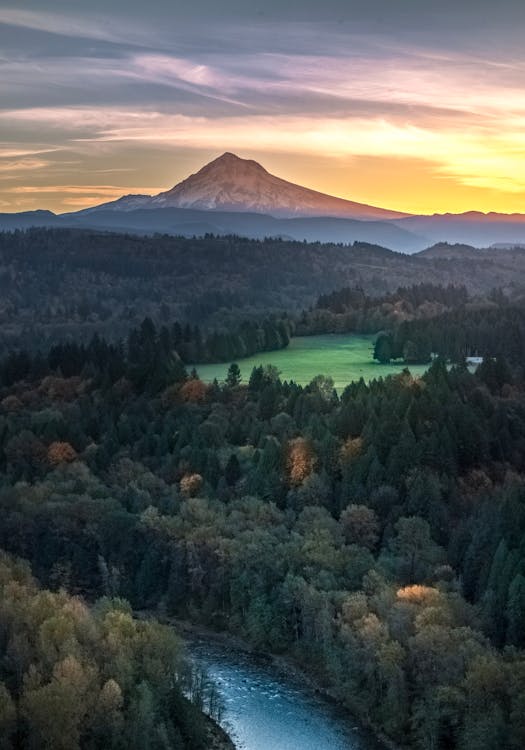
left=204, top=714, right=236, bottom=750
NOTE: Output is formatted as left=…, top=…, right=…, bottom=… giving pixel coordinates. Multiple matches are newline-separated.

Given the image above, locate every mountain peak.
left=146, top=153, right=407, bottom=219
left=195, top=152, right=268, bottom=178
left=213, top=152, right=264, bottom=165
left=81, top=152, right=409, bottom=220
left=215, top=151, right=250, bottom=163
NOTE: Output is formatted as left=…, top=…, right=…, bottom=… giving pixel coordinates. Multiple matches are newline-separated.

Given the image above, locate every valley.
left=3, top=2, right=525, bottom=748
left=191, top=334, right=429, bottom=390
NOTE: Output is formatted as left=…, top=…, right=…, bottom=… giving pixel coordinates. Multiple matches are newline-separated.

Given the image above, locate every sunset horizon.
left=7, top=149, right=525, bottom=219
left=2, top=1, right=525, bottom=215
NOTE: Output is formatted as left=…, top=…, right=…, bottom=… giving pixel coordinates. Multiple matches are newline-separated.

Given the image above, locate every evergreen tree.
left=224, top=454, right=241, bottom=486
left=373, top=333, right=393, bottom=364
left=226, top=363, right=242, bottom=387
left=507, top=573, right=525, bottom=647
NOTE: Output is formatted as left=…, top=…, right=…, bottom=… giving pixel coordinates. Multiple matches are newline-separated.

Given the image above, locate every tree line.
left=0, top=315, right=292, bottom=393
left=3, top=227, right=525, bottom=358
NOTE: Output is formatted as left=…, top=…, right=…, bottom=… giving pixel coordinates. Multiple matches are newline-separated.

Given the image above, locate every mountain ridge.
left=0, top=206, right=424, bottom=252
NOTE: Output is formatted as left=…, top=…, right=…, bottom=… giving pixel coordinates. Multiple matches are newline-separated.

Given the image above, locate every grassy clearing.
left=191, top=334, right=429, bottom=391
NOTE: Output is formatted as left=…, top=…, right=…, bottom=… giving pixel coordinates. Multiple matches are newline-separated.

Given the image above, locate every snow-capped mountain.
left=78, top=152, right=409, bottom=220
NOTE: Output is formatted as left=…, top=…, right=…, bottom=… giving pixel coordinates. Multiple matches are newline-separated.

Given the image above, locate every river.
left=187, top=636, right=385, bottom=750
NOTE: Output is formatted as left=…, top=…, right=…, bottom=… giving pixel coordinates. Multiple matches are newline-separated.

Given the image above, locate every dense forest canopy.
left=1, top=313, right=525, bottom=748
left=3, top=227, right=525, bottom=749
left=3, top=228, right=525, bottom=356
left=298, top=283, right=470, bottom=341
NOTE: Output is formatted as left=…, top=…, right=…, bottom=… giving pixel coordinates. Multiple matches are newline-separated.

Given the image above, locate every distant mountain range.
left=3, top=152, right=525, bottom=253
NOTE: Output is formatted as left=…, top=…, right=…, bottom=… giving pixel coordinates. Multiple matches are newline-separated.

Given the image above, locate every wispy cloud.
left=0, top=157, right=52, bottom=173
left=0, top=8, right=149, bottom=46
left=7, top=184, right=162, bottom=211
left=3, top=45, right=524, bottom=123
left=0, top=147, right=58, bottom=158
left=2, top=106, right=524, bottom=194
left=1, top=3, right=525, bottom=212
left=11, top=184, right=159, bottom=196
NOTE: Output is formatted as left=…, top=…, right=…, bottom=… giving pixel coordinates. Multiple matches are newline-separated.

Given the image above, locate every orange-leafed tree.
left=180, top=473, right=203, bottom=498
left=47, top=441, right=78, bottom=466
left=180, top=378, right=208, bottom=404
left=286, top=437, right=316, bottom=486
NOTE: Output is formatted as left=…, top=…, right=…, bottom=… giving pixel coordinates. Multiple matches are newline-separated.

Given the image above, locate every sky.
left=1, top=0, right=525, bottom=215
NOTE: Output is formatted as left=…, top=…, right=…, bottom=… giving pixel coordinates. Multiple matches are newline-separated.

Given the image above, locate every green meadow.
left=191, top=334, right=429, bottom=391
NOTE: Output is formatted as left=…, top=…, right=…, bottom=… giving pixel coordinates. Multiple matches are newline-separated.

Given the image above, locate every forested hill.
left=3, top=229, right=525, bottom=353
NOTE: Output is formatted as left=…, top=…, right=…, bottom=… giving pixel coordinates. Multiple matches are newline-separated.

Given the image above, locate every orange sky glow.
left=1, top=3, right=525, bottom=215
